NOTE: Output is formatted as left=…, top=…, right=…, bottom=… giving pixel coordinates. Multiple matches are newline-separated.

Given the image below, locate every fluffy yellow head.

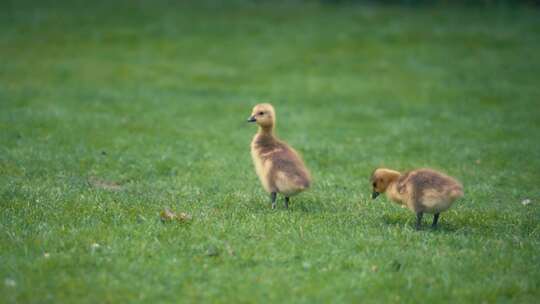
left=247, top=103, right=276, bottom=129
left=370, top=168, right=401, bottom=199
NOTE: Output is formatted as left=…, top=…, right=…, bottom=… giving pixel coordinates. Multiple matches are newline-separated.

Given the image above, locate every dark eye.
left=372, top=182, right=377, bottom=187
left=258, top=111, right=264, bottom=115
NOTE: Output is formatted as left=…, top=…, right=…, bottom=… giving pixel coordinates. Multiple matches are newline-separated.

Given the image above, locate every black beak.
left=372, top=191, right=380, bottom=199
left=247, top=116, right=256, bottom=123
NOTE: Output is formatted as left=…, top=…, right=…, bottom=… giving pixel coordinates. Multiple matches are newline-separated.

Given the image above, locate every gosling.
left=248, top=103, right=311, bottom=209
left=371, top=168, right=463, bottom=229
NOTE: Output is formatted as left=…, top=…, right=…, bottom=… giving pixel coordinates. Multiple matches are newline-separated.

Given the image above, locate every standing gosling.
left=371, top=168, right=463, bottom=229
left=248, top=103, right=311, bottom=209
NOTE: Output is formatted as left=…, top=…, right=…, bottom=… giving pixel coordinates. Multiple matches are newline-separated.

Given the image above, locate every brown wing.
left=408, top=169, right=456, bottom=202
left=270, top=143, right=311, bottom=188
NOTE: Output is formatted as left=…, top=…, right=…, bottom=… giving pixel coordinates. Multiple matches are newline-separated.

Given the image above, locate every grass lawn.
left=1, top=0, right=540, bottom=303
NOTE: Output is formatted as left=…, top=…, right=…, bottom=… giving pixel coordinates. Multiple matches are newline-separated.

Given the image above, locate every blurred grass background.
left=1, top=0, right=539, bottom=303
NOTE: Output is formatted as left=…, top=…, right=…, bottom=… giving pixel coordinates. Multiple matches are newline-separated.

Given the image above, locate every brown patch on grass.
left=88, top=176, right=123, bottom=191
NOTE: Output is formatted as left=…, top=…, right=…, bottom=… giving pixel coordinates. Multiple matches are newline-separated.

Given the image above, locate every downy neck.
left=258, top=125, right=274, bottom=136
left=386, top=175, right=405, bottom=203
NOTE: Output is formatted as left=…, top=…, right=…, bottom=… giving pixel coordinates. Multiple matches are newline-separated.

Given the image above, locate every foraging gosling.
left=247, top=103, right=311, bottom=209
left=371, top=168, right=463, bottom=229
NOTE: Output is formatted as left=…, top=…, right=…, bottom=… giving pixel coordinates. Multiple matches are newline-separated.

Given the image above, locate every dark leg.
left=284, top=197, right=290, bottom=209
left=432, top=213, right=440, bottom=229
left=271, top=192, right=277, bottom=209
left=415, top=212, right=423, bottom=230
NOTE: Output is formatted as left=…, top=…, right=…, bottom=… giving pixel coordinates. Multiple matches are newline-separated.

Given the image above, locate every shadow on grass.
left=290, top=198, right=361, bottom=214
left=291, top=199, right=326, bottom=213
left=381, top=213, right=460, bottom=233
left=238, top=197, right=334, bottom=214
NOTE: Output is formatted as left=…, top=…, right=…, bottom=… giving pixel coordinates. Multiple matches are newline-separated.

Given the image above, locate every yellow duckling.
left=371, top=168, right=463, bottom=229
left=247, top=103, right=311, bottom=209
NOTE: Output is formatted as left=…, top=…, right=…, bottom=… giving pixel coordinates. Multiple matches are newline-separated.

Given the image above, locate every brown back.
left=397, top=169, right=461, bottom=203
left=253, top=133, right=311, bottom=189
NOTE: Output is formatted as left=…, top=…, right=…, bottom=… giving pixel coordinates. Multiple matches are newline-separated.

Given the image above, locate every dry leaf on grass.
left=90, top=243, right=101, bottom=253
left=4, top=278, right=16, bottom=287
left=224, top=242, right=235, bottom=256
left=521, top=199, right=531, bottom=206
left=205, top=245, right=220, bottom=257
left=160, top=208, right=193, bottom=224
left=160, top=208, right=176, bottom=222
left=177, top=212, right=192, bottom=222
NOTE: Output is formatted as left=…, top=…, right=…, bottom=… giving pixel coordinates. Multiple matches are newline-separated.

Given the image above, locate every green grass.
left=1, top=1, right=540, bottom=303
